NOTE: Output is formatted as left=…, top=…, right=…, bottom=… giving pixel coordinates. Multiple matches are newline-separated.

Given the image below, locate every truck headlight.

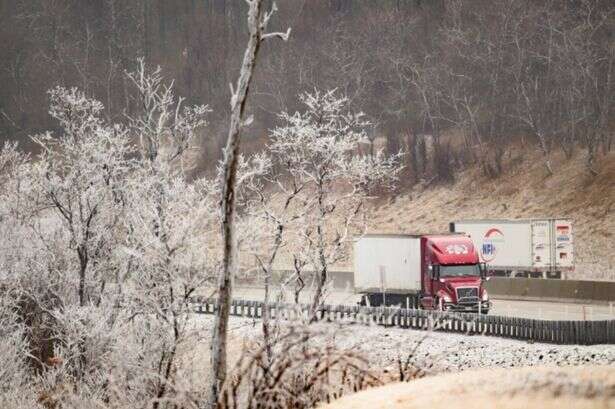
left=441, top=293, right=452, bottom=303
left=481, top=290, right=489, bottom=301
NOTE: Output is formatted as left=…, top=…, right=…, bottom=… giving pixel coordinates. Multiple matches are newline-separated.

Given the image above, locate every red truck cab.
left=420, top=234, right=490, bottom=313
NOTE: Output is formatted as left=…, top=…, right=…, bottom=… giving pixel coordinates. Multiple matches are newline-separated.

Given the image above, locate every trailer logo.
left=556, top=225, right=570, bottom=242
left=446, top=244, right=468, bottom=255
left=481, top=228, right=504, bottom=262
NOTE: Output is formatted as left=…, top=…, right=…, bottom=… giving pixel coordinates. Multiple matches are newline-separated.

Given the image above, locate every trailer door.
left=531, top=219, right=553, bottom=270
left=553, top=219, right=574, bottom=270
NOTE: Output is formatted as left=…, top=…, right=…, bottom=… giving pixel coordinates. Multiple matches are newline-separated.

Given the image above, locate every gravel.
left=191, top=313, right=615, bottom=375
left=331, top=322, right=615, bottom=375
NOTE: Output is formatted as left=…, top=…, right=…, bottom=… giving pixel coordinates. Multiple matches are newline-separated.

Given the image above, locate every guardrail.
left=190, top=297, right=615, bottom=345
left=485, top=277, right=615, bottom=304
left=268, top=271, right=615, bottom=304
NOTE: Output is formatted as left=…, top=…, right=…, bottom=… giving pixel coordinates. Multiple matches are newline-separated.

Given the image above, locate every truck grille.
left=456, top=287, right=479, bottom=302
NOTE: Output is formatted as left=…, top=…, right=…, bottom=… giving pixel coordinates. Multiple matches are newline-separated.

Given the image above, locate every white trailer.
left=354, top=234, right=422, bottom=305
left=449, top=219, right=574, bottom=278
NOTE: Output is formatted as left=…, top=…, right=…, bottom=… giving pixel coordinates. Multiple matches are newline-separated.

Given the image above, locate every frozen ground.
left=189, top=313, right=615, bottom=376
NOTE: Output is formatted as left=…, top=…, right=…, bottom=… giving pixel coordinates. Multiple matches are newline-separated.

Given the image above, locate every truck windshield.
left=439, top=264, right=480, bottom=277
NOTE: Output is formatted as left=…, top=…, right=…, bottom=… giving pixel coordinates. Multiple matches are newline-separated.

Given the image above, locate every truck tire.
left=362, top=293, right=384, bottom=307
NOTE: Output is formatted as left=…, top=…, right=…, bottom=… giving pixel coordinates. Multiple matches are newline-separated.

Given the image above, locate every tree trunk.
left=309, top=187, right=328, bottom=321
left=586, top=145, right=599, bottom=177
left=536, top=130, right=553, bottom=176
left=142, top=0, right=151, bottom=63
left=209, top=1, right=266, bottom=407
left=309, top=259, right=327, bottom=323
left=293, top=256, right=305, bottom=304
left=77, top=246, right=88, bottom=306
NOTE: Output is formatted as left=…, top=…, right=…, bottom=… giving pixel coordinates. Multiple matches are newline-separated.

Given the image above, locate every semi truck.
left=353, top=233, right=490, bottom=313
left=449, top=219, right=574, bottom=279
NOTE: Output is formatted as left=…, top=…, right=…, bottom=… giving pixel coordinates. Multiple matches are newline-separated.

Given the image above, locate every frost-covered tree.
left=123, top=59, right=213, bottom=294
left=269, top=90, right=402, bottom=318
left=0, top=62, right=216, bottom=408
left=120, top=60, right=214, bottom=407
left=0, top=88, right=137, bottom=407
left=233, top=152, right=302, bottom=360
left=0, top=293, right=35, bottom=409
left=29, top=87, right=134, bottom=307
left=0, top=142, right=33, bottom=279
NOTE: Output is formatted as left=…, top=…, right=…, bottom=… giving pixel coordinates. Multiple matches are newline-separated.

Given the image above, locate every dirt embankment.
left=267, top=146, right=614, bottom=281
left=320, top=365, right=615, bottom=409
left=363, top=147, right=615, bottom=281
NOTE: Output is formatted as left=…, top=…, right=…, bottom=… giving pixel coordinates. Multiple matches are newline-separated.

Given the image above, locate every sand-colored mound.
left=321, top=365, right=615, bottom=409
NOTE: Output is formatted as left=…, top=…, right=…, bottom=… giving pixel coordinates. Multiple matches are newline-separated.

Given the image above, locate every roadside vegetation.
left=0, top=1, right=614, bottom=408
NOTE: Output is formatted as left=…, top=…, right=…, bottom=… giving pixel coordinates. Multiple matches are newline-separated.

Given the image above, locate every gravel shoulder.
left=333, top=321, right=615, bottom=374
left=189, top=313, right=615, bottom=376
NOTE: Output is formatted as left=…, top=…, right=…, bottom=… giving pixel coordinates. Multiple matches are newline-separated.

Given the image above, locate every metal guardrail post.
left=189, top=297, right=615, bottom=345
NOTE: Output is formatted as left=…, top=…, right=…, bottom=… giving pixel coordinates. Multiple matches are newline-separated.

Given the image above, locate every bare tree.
left=568, top=0, right=615, bottom=174
left=210, top=1, right=290, bottom=406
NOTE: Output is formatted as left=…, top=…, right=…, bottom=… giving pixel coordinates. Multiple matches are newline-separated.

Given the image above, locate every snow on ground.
left=189, top=313, right=615, bottom=376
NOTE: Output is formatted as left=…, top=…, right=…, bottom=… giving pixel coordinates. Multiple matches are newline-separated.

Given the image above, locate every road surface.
left=202, top=286, right=615, bottom=321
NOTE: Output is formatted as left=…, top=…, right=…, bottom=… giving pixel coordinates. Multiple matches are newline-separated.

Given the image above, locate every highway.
left=216, top=286, right=615, bottom=321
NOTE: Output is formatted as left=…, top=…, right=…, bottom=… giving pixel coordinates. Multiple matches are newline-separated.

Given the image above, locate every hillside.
left=363, top=146, right=615, bottom=281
